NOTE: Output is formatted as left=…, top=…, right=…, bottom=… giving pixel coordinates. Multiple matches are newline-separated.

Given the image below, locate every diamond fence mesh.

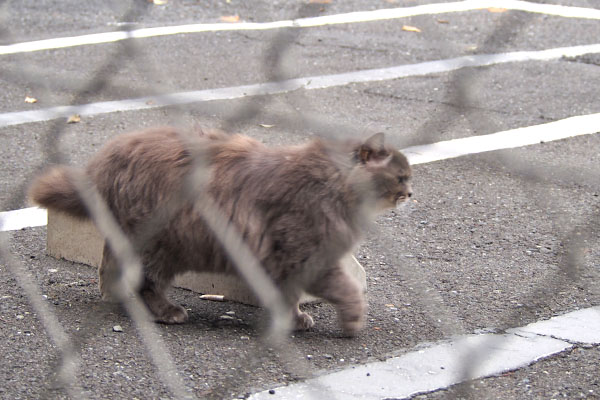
left=0, top=1, right=598, bottom=399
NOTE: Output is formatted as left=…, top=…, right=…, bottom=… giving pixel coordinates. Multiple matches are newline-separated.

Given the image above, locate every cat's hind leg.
left=135, top=245, right=188, bottom=324
left=307, top=264, right=366, bottom=336
left=277, top=283, right=315, bottom=331
left=139, top=277, right=188, bottom=324
left=98, top=244, right=121, bottom=302
left=293, top=303, right=315, bottom=331
left=99, top=244, right=187, bottom=324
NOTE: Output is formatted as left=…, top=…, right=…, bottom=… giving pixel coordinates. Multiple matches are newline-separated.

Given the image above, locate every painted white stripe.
left=402, top=113, right=600, bottom=165
left=2, top=112, right=599, bottom=232
left=509, top=307, right=600, bottom=344
left=2, top=43, right=600, bottom=129
left=0, top=207, right=47, bottom=232
left=1, top=0, right=599, bottom=56
left=250, top=306, right=600, bottom=399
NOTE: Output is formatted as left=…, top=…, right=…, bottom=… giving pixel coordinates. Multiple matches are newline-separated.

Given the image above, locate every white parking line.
left=402, top=113, right=600, bottom=165
left=1, top=112, right=599, bottom=232
left=1, top=0, right=599, bottom=56
left=2, top=1, right=597, bottom=397
left=249, top=306, right=600, bottom=400
left=0, top=206, right=47, bottom=231
left=1, top=42, right=600, bottom=129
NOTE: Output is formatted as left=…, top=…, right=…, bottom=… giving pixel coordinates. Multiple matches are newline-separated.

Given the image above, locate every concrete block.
left=46, top=209, right=367, bottom=306
left=47, top=210, right=104, bottom=268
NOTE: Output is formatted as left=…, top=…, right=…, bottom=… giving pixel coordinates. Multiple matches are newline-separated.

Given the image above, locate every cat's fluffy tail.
left=29, top=166, right=89, bottom=218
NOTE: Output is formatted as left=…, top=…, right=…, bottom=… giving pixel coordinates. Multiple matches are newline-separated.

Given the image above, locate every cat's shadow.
left=53, top=287, right=351, bottom=344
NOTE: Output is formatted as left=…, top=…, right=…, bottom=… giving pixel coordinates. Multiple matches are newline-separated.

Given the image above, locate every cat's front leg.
left=308, top=265, right=366, bottom=336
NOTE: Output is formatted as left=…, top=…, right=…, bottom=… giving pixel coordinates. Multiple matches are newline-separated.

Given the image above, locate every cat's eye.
left=397, top=176, right=407, bottom=184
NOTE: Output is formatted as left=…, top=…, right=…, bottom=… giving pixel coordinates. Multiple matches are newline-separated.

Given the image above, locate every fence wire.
left=0, top=1, right=598, bottom=399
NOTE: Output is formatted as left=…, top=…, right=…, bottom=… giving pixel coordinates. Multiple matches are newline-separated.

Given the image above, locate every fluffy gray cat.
left=30, top=127, right=412, bottom=336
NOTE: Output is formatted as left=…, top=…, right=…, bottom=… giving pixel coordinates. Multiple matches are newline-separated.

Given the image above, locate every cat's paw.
left=294, top=312, right=315, bottom=331
left=101, top=291, right=119, bottom=303
left=99, top=278, right=121, bottom=303
left=341, top=318, right=364, bottom=337
left=155, top=304, right=189, bottom=324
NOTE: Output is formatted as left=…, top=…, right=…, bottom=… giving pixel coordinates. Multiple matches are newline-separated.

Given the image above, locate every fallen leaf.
left=437, top=19, right=449, bottom=24
left=385, top=304, right=395, bottom=308
left=259, top=124, right=275, bottom=128
left=384, top=0, right=398, bottom=3
left=220, top=15, right=240, bottom=23
left=487, top=7, right=507, bottom=13
left=309, top=0, right=332, bottom=3
left=67, top=114, right=81, bottom=124
left=402, top=25, right=421, bottom=33
left=24, top=96, right=37, bottom=104
left=148, top=0, right=167, bottom=4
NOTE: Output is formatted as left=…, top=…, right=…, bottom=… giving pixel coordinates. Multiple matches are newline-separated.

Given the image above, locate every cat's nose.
left=407, top=192, right=412, bottom=198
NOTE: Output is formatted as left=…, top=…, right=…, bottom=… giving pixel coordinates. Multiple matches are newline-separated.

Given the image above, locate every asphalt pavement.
left=0, top=0, right=599, bottom=399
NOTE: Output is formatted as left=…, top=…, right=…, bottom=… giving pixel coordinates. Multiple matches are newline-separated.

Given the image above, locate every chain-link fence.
left=1, top=0, right=599, bottom=399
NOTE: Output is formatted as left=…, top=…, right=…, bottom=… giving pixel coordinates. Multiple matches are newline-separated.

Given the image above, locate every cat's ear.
left=358, top=132, right=386, bottom=163
left=371, top=154, right=393, bottom=168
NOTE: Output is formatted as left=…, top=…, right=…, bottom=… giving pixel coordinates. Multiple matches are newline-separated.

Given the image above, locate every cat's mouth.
left=395, top=193, right=411, bottom=203
left=393, top=192, right=413, bottom=210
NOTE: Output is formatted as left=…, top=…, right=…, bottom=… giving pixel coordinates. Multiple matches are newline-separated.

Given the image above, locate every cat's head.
left=352, top=133, right=412, bottom=212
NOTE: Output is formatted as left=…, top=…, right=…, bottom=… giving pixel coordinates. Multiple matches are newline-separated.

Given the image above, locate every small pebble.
left=16, top=315, right=24, bottom=320
left=306, top=355, right=313, bottom=360
left=219, top=315, right=234, bottom=321
left=268, top=389, right=275, bottom=395
left=225, top=311, right=236, bottom=315
left=240, top=336, right=250, bottom=340
left=113, top=325, right=123, bottom=332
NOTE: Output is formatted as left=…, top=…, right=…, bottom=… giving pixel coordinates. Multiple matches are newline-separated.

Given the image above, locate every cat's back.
left=210, top=137, right=352, bottom=221
left=88, top=127, right=194, bottom=171
left=86, top=127, right=215, bottom=221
